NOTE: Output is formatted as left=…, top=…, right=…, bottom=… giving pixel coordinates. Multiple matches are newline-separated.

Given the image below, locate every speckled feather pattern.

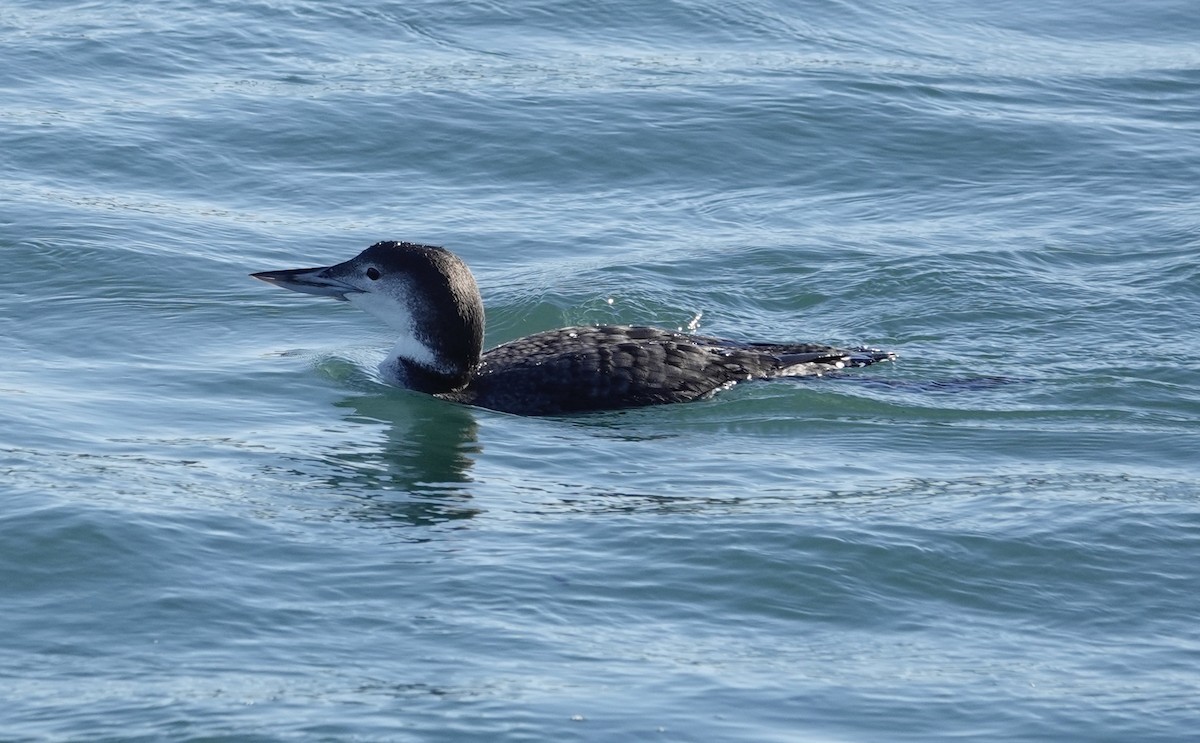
left=441, top=325, right=892, bottom=415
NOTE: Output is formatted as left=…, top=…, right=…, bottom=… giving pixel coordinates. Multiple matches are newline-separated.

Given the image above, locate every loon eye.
left=366, top=267, right=381, bottom=281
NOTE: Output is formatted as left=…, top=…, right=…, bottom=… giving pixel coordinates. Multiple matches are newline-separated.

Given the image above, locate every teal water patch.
left=2, top=0, right=1199, bottom=739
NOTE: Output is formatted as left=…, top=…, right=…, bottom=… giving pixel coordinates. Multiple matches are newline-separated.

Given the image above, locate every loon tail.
left=770, top=346, right=896, bottom=375
left=843, top=347, right=897, bottom=367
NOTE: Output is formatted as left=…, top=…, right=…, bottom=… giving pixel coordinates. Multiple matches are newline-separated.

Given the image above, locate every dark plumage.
left=252, top=242, right=895, bottom=415
left=446, top=325, right=890, bottom=414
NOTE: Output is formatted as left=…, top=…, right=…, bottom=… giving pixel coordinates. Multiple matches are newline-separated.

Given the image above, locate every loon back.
left=443, top=324, right=893, bottom=415
left=252, top=241, right=896, bottom=416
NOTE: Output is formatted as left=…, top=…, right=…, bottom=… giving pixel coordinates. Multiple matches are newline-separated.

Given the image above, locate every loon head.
left=252, top=241, right=485, bottom=392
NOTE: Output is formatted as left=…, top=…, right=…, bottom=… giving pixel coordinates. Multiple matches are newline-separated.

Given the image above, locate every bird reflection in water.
left=321, top=391, right=483, bottom=530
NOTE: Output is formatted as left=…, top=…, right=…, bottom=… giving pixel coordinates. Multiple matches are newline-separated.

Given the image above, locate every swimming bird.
left=251, top=241, right=895, bottom=415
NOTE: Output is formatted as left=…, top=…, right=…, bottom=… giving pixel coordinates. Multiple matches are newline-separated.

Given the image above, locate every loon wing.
left=444, top=325, right=891, bottom=415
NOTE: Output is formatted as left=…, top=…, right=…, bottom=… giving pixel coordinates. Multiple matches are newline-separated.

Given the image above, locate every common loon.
left=251, top=241, right=895, bottom=415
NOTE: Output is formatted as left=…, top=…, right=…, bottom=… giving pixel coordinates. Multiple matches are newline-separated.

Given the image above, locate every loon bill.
left=251, top=241, right=895, bottom=415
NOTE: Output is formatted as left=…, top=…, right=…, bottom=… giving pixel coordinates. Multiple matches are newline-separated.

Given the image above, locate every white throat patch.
left=344, top=290, right=444, bottom=380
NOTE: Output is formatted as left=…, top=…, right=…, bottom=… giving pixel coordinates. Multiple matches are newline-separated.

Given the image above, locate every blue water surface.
left=2, top=0, right=1199, bottom=740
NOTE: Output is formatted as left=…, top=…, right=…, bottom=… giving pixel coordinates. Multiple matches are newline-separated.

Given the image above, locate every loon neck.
left=381, top=334, right=478, bottom=394
left=385, top=355, right=474, bottom=394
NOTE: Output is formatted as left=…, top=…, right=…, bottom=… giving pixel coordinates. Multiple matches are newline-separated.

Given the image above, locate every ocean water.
left=3, top=0, right=1199, bottom=740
